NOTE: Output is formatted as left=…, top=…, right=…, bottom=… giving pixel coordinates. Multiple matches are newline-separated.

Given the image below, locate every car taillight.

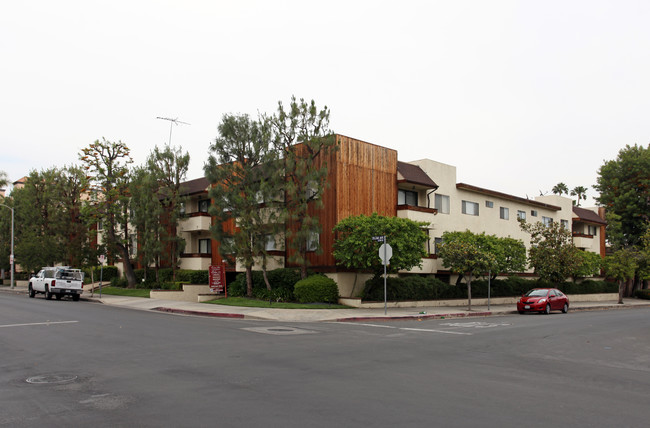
left=51, top=280, right=56, bottom=287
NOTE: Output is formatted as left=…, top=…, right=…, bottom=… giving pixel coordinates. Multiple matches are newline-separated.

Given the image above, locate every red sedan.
left=517, top=288, right=569, bottom=315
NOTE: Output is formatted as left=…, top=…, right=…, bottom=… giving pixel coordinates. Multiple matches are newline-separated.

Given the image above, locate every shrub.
left=634, top=289, right=650, bottom=300
left=362, top=276, right=462, bottom=301
left=228, top=268, right=301, bottom=301
left=83, top=266, right=119, bottom=283
left=294, top=275, right=339, bottom=303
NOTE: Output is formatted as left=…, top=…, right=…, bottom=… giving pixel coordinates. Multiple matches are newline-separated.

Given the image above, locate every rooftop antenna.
left=156, top=117, right=190, bottom=145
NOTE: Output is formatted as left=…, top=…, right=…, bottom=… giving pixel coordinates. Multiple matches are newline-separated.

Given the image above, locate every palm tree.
left=571, top=186, right=588, bottom=206
left=552, top=182, right=569, bottom=196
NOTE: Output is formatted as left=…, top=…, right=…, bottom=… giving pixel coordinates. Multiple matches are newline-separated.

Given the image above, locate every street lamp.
left=0, top=203, right=14, bottom=289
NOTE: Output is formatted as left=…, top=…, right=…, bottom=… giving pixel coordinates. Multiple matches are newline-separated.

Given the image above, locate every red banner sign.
left=209, top=264, right=226, bottom=295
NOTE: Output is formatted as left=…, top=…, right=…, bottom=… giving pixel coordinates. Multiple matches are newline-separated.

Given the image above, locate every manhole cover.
left=26, top=374, right=78, bottom=384
left=242, top=326, right=316, bottom=336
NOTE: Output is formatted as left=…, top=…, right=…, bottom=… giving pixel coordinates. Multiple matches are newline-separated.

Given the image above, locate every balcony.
left=397, top=204, right=437, bottom=223
left=178, top=213, right=212, bottom=233
left=572, top=232, right=594, bottom=249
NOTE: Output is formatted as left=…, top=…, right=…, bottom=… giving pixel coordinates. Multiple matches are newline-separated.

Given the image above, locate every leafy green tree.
left=12, top=169, right=66, bottom=272
left=147, top=144, right=190, bottom=280
left=573, top=250, right=602, bottom=279
left=332, top=213, right=429, bottom=278
left=80, top=138, right=137, bottom=287
left=270, top=96, right=338, bottom=279
left=570, top=186, right=588, bottom=206
left=437, top=230, right=498, bottom=310
left=519, top=220, right=582, bottom=283
left=602, top=248, right=638, bottom=304
left=205, top=113, right=281, bottom=297
left=595, top=144, right=650, bottom=249
left=55, top=166, right=93, bottom=267
left=552, top=182, right=569, bottom=196
left=0, top=195, right=14, bottom=272
left=129, top=166, right=164, bottom=281
left=0, top=170, right=8, bottom=189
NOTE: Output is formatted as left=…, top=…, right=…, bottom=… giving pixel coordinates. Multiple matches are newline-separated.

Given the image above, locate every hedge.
left=228, top=268, right=302, bottom=302
left=362, top=276, right=617, bottom=302
left=634, top=289, right=650, bottom=300
left=293, top=275, right=339, bottom=303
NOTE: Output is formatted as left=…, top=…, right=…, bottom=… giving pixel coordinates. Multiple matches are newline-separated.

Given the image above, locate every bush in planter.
left=294, top=275, right=339, bottom=303
left=635, top=289, right=650, bottom=300
left=229, top=268, right=301, bottom=301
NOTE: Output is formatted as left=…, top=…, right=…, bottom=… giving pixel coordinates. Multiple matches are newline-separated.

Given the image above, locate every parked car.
left=29, top=267, right=84, bottom=301
left=517, top=288, right=569, bottom=314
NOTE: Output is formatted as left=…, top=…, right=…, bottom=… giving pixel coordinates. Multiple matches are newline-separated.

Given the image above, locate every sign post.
left=209, top=263, right=227, bottom=297
left=374, top=236, right=393, bottom=315
left=98, top=254, right=105, bottom=298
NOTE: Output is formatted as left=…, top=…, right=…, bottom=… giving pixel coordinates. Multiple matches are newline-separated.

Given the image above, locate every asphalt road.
left=1, top=293, right=649, bottom=427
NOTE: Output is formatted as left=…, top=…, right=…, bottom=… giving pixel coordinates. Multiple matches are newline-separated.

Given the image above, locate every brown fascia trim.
left=396, top=204, right=437, bottom=214
left=456, top=183, right=562, bottom=211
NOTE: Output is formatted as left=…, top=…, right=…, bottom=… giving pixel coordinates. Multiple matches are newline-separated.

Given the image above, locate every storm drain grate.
left=242, top=326, right=316, bottom=336
left=26, top=374, right=78, bottom=385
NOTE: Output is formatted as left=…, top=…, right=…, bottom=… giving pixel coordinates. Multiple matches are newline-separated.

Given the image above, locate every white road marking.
left=439, top=322, right=511, bottom=329
left=0, top=320, right=79, bottom=328
left=400, top=327, right=473, bottom=335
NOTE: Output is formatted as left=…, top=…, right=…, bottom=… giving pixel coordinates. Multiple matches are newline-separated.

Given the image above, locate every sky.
left=1, top=0, right=649, bottom=206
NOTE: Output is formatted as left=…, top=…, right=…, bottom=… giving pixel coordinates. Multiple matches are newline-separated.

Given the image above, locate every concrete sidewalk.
left=3, top=282, right=650, bottom=322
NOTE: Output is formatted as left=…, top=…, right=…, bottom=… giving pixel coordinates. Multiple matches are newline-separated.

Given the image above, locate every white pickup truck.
left=29, top=267, right=84, bottom=301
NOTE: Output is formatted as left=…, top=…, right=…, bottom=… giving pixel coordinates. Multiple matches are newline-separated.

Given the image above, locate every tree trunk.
left=618, top=279, right=624, bottom=304
left=245, top=266, right=253, bottom=297
left=119, top=244, right=137, bottom=288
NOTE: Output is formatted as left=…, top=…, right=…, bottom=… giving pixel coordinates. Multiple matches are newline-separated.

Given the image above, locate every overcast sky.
left=2, top=0, right=649, bottom=206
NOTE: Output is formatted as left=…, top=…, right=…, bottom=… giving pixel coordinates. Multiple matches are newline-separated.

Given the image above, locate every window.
left=198, top=199, right=210, bottom=213
left=264, top=234, right=277, bottom=251
left=587, top=225, right=598, bottom=236
left=485, top=201, right=494, bottom=208
left=517, top=210, right=526, bottom=220
left=542, top=216, right=553, bottom=227
left=434, top=237, right=443, bottom=254
left=306, top=232, right=319, bottom=252
left=199, top=239, right=212, bottom=254
left=97, top=220, right=103, bottom=230
left=398, top=189, right=418, bottom=206
left=435, top=194, right=450, bottom=214
left=561, top=219, right=569, bottom=230
left=179, top=202, right=186, bottom=216
left=500, top=207, right=509, bottom=220
left=531, top=210, right=538, bottom=217
left=462, top=200, right=479, bottom=216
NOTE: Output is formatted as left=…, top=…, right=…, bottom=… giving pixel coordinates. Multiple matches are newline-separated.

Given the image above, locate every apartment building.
left=175, top=135, right=605, bottom=295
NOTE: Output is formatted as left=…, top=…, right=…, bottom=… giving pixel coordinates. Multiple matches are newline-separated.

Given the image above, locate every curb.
left=336, top=311, right=496, bottom=322
left=152, top=307, right=245, bottom=319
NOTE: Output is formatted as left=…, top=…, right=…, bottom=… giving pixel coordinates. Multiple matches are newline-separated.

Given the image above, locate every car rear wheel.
left=28, top=285, right=35, bottom=298
left=72, top=294, right=80, bottom=302
left=55, top=294, right=62, bottom=300
left=544, top=304, right=551, bottom=315
left=45, top=286, right=52, bottom=300
left=518, top=310, right=524, bottom=314
left=562, top=303, right=569, bottom=313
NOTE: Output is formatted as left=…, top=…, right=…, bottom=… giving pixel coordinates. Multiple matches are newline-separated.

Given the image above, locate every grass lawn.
left=205, top=296, right=349, bottom=309
left=92, top=287, right=151, bottom=298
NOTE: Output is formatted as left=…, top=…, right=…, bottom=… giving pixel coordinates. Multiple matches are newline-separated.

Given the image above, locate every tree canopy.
left=595, top=143, right=650, bottom=249
left=332, top=213, right=429, bottom=277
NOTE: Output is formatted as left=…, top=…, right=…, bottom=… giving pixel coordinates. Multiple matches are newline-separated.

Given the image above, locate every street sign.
left=372, top=236, right=385, bottom=242
left=99, top=254, right=105, bottom=264
left=379, top=243, right=393, bottom=265
left=209, top=264, right=226, bottom=294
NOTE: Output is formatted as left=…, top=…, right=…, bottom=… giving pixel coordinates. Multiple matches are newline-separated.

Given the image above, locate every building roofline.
left=456, top=183, right=562, bottom=211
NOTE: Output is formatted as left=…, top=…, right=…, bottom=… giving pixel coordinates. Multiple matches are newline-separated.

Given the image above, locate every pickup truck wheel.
left=45, top=286, right=53, bottom=300
left=28, top=285, right=35, bottom=298
left=55, top=294, right=62, bottom=300
left=73, top=294, right=80, bottom=302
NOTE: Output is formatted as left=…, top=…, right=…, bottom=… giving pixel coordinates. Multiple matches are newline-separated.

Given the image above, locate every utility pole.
left=156, top=117, right=190, bottom=145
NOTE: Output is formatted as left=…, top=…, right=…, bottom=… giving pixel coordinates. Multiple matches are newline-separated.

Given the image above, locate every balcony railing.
left=178, top=212, right=211, bottom=233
